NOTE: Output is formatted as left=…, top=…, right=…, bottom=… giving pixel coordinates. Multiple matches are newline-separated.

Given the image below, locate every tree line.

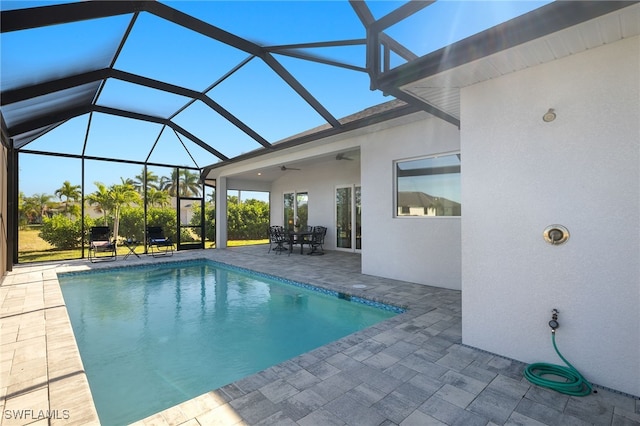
left=18, top=168, right=270, bottom=250
left=19, top=169, right=202, bottom=225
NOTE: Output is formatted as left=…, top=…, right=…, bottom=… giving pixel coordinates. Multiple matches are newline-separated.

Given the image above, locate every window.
left=396, top=153, right=461, bottom=217
left=284, top=191, right=308, bottom=230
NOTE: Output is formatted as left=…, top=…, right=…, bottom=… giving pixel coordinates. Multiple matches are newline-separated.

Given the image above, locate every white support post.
left=215, top=177, right=227, bottom=248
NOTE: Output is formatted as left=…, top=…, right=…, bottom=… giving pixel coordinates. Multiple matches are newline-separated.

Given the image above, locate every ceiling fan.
left=280, top=165, right=301, bottom=171
left=336, top=153, right=354, bottom=161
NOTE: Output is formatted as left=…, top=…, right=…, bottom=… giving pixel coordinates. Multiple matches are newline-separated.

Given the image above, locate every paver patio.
left=1, top=246, right=638, bottom=425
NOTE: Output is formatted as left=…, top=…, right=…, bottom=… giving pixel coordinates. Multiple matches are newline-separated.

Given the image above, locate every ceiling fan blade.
left=336, top=153, right=354, bottom=161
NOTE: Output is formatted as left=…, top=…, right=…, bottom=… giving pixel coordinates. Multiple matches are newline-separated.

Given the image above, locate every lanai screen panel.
left=20, top=115, right=89, bottom=155
left=114, top=12, right=251, bottom=93
left=97, top=80, right=192, bottom=120
left=1, top=13, right=132, bottom=150
left=207, top=58, right=328, bottom=144
left=2, top=0, right=452, bottom=167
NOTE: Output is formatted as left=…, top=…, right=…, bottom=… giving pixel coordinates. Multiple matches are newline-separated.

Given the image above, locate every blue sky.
left=2, top=1, right=550, bottom=199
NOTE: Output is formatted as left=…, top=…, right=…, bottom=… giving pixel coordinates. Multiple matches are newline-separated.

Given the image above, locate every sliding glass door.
left=336, top=185, right=361, bottom=252
left=284, top=191, right=308, bottom=231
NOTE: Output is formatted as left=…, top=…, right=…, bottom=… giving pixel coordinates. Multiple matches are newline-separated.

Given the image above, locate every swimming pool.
left=59, top=260, right=402, bottom=425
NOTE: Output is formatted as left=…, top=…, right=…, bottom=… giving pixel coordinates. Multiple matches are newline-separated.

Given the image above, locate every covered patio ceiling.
left=2, top=1, right=636, bottom=178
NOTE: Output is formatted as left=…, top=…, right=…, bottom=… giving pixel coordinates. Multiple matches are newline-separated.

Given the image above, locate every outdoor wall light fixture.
left=543, top=224, right=569, bottom=245
left=542, top=108, right=556, bottom=122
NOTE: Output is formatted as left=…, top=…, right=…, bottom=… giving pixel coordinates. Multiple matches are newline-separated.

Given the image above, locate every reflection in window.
left=296, top=192, right=308, bottom=229
left=284, top=191, right=308, bottom=230
left=396, top=154, right=461, bottom=217
left=284, top=193, right=294, bottom=230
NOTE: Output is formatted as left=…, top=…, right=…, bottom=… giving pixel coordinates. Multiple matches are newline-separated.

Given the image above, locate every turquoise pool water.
left=59, top=260, right=401, bottom=425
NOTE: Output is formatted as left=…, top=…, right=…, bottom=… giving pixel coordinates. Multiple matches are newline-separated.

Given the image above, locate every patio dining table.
left=287, top=230, right=313, bottom=255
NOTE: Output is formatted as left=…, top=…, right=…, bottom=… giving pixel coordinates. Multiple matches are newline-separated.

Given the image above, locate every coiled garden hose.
left=524, top=330, right=592, bottom=396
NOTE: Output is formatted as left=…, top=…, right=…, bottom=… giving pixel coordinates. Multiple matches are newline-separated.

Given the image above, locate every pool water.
left=59, top=260, right=400, bottom=425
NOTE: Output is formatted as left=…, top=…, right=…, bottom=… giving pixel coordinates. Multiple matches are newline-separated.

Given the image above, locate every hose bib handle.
left=549, top=309, right=559, bottom=331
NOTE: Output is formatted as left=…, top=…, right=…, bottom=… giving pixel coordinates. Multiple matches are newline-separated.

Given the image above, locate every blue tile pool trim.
left=209, top=260, right=406, bottom=314
left=58, top=258, right=406, bottom=314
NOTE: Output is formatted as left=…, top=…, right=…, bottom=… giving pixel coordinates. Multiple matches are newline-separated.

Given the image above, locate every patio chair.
left=146, top=226, right=174, bottom=257
left=88, top=226, right=117, bottom=262
left=268, top=225, right=288, bottom=254
left=307, top=226, right=327, bottom=255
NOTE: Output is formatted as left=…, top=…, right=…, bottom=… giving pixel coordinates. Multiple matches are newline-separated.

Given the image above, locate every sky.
left=2, top=1, right=550, bottom=200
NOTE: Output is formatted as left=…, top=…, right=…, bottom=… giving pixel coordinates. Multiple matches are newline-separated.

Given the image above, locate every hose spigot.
left=549, top=309, right=559, bottom=332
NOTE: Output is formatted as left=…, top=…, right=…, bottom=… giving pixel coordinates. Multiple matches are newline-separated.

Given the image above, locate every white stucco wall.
left=461, top=36, right=640, bottom=396
left=361, top=116, right=461, bottom=290
left=270, top=154, right=361, bottom=250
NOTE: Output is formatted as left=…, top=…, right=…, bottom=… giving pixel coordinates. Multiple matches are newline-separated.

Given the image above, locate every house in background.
left=397, top=192, right=461, bottom=217
left=2, top=1, right=639, bottom=399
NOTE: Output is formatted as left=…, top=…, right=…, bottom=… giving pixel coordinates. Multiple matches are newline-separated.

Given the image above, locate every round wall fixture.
left=543, top=225, right=569, bottom=245
left=543, top=108, right=556, bottom=122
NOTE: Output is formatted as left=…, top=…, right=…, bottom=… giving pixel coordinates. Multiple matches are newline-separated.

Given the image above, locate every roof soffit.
left=381, top=1, right=640, bottom=119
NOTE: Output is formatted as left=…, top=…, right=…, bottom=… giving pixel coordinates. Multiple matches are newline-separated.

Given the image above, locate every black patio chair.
left=268, top=225, right=288, bottom=254
left=146, top=226, right=174, bottom=257
left=307, top=226, right=327, bottom=255
left=88, top=226, right=117, bottom=262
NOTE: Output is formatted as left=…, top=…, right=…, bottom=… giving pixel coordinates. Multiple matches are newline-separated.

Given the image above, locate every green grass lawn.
left=17, top=228, right=267, bottom=263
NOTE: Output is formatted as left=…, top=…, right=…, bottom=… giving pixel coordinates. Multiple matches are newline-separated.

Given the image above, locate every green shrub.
left=190, top=204, right=215, bottom=241
left=227, top=199, right=269, bottom=240
left=118, top=206, right=145, bottom=240
left=40, top=215, right=94, bottom=249
left=180, top=229, right=197, bottom=242
left=147, top=207, right=177, bottom=241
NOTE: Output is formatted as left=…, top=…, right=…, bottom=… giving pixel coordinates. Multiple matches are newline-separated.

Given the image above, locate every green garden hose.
left=524, top=330, right=592, bottom=396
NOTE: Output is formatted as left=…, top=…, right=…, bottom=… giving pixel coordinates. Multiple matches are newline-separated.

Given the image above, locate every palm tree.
left=120, top=177, right=136, bottom=187
left=29, top=193, right=53, bottom=223
left=160, top=169, right=201, bottom=197
left=180, top=169, right=201, bottom=197
left=86, top=182, right=113, bottom=223
left=147, top=187, right=171, bottom=208
left=132, top=168, right=159, bottom=194
left=54, top=181, right=81, bottom=217
left=108, top=182, right=140, bottom=240
left=21, top=195, right=39, bottom=225
left=159, top=170, right=179, bottom=197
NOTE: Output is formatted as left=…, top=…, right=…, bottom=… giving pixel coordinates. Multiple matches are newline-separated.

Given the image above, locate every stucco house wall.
left=360, top=115, right=461, bottom=290
left=269, top=149, right=361, bottom=251
left=461, top=35, right=640, bottom=396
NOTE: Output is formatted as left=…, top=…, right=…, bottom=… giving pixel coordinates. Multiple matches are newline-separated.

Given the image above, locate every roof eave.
left=375, top=1, right=637, bottom=91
